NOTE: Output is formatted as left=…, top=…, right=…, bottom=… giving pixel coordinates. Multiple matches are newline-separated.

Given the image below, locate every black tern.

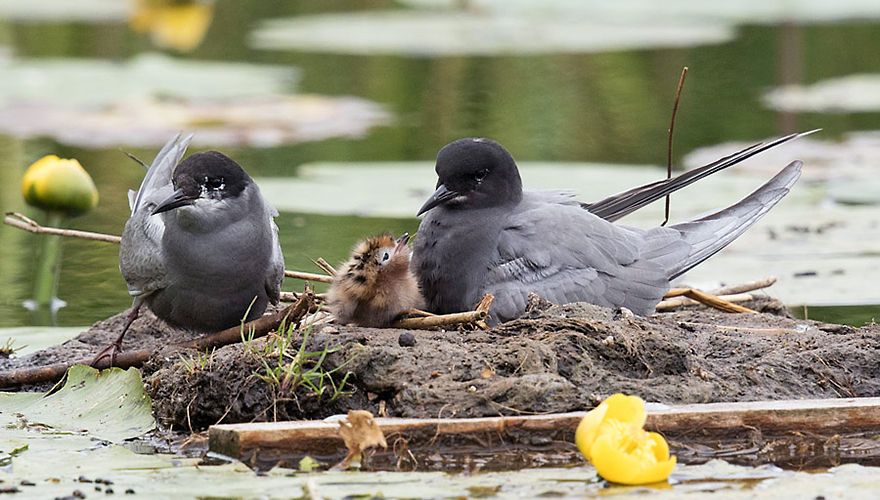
left=94, top=134, right=284, bottom=363
left=413, top=136, right=807, bottom=323
left=327, top=233, right=424, bottom=327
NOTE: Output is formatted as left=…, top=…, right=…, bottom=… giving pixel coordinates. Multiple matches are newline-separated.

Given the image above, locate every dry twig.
left=314, top=258, right=338, bottom=277
left=662, top=66, right=689, bottom=227
left=4, top=212, right=121, bottom=243
left=392, top=294, right=494, bottom=330
left=660, top=277, right=777, bottom=312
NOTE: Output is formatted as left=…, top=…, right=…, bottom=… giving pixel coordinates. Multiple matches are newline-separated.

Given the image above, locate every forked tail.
left=666, top=160, right=803, bottom=279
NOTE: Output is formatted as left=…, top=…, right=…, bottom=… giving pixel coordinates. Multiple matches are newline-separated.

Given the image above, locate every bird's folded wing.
left=265, top=217, right=285, bottom=305
left=485, top=202, right=679, bottom=319
left=130, top=133, right=193, bottom=214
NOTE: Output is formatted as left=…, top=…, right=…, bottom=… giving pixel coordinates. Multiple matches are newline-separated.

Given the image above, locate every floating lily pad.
left=765, top=74, right=880, bottom=113
left=251, top=10, right=733, bottom=56
left=0, top=365, right=155, bottom=442
left=0, top=326, right=82, bottom=356
left=0, top=52, right=296, bottom=107
left=0, top=0, right=130, bottom=22
left=404, top=0, right=880, bottom=24
left=0, top=53, right=390, bottom=147
left=253, top=0, right=880, bottom=56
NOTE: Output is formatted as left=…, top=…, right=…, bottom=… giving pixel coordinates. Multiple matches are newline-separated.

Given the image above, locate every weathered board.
left=209, top=397, right=880, bottom=471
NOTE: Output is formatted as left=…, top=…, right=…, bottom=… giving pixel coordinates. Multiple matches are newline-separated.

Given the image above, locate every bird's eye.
left=203, top=176, right=225, bottom=190
left=474, top=169, right=489, bottom=182
left=378, top=251, right=391, bottom=266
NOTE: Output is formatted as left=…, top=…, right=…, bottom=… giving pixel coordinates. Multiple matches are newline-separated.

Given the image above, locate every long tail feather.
left=666, top=160, right=803, bottom=279
left=585, top=129, right=818, bottom=222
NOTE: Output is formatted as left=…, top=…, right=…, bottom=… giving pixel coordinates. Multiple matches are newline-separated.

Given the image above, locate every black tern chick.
left=94, top=134, right=284, bottom=363
left=413, top=137, right=804, bottom=323
left=327, top=233, right=424, bottom=327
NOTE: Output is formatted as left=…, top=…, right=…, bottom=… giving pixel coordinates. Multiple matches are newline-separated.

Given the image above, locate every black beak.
left=152, top=188, right=197, bottom=215
left=394, top=233, right=410, bottom=254
left=417, top=184, right=459, bottom=216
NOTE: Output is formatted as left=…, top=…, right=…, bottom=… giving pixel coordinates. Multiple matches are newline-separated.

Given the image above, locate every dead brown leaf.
left=334, top=410, right=387, bottom=470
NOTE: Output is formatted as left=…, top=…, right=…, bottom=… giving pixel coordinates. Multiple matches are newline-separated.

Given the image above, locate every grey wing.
left=485, top=198, right=688, bottom=321
left=130, top=133, right=193, bottom=214
left=264, top=205, right=285, bottom=305
left=119, top=205, right=169, bottom=298
left=119, top=133, right=193, bottom=296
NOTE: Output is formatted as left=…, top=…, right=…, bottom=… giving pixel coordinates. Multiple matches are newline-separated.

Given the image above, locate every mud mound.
left=4, top=299, right=879, bottom=430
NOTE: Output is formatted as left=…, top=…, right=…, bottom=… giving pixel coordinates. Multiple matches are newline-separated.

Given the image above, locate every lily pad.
left=405, top=0, right=880, bottom=24
left=251, top=10, right=733, bottom=56
left=0, top=326, right=83, bottom=356
left=0, top=365, right=155, bottom=442
left=0, top=53, right=390, bottom=147
left=252, top=0, right=880, bottom=56
left=0, top=52, right=297, bottom=107
left=0, top=0, right=130, bottom=22
left=765, top=74, right=880, bottom=113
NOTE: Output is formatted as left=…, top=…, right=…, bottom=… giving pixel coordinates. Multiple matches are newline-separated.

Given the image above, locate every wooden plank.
left=209, top=397, right=880, bottom=470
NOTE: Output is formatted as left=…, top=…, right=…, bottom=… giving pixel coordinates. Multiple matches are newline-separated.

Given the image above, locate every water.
left=1, top=1, right=879, bottom=328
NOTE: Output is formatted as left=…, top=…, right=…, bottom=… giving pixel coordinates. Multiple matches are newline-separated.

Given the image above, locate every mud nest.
left=3, top=298, right=879, bottom=430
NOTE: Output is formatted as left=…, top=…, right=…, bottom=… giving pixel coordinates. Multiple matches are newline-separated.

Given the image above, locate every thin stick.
left=662, top=66, right=688, bottom=227
left=4, top=212, right=336, bottom=284
left=280, top=291, right=326, bottom=302
left=681, top=289, right=756, bottom=314
left=0, top=292, right=317, bottom=388
left=712, top=277, right=777, bottom=296
left=314, top=258, right=338, bottom=277
left=392, top=294, right=494, bottom=330
left=664, top=277, right=777, bottom=299
left=4, top=212, right=121, bottom=244
left=392, top=310, right=487, bottom=330
left=656, top=292, right=753, bottom=311
left=284, top=270, right=333, bottom=284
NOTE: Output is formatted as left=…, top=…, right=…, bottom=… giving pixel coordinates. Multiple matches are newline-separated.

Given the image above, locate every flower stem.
left=32, top=211, right=65, bottom=307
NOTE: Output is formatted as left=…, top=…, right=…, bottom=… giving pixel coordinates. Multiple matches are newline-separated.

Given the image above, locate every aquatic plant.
left=255, top=321, right=354, bottom=407
left=575, top=393, right=676, bottom=485
left=20, top=154, right=99, bottom=313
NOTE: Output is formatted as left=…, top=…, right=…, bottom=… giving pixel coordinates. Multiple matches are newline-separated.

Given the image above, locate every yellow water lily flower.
left=575, top=393, right=676, bottom=485
left=22, top=155, right=99, bottom=217
left=130, top=0, right=214, bottom=52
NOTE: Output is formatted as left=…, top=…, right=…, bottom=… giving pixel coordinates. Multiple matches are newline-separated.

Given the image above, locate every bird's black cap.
left=153, top=152, right=252, bottom=215
left=418, top=138, right=523, bottom=215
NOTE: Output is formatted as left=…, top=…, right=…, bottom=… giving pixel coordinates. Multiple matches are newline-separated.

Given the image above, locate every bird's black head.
left=153, top=151, right=252, bottom=215
left=417, top=138, right=523, bottom=215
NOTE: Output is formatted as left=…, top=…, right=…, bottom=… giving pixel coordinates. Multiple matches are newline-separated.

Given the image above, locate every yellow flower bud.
left=130, top=1, right=214, bottom=52
left=22, top=155, right=99, bottom=217
left=575, top=393, right=676, bottom=485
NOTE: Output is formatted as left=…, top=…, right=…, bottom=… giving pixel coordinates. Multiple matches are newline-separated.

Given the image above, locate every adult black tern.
left=413, top=135, right=809, bottom=323
left=94, top=134, right=284, bottom=363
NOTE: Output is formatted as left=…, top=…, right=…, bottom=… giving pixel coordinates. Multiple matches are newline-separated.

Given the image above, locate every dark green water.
left=1, top=1, right=879, bottom=327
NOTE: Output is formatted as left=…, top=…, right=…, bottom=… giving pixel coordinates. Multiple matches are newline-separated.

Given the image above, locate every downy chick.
left=327, top=233, right=423, bottom=327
